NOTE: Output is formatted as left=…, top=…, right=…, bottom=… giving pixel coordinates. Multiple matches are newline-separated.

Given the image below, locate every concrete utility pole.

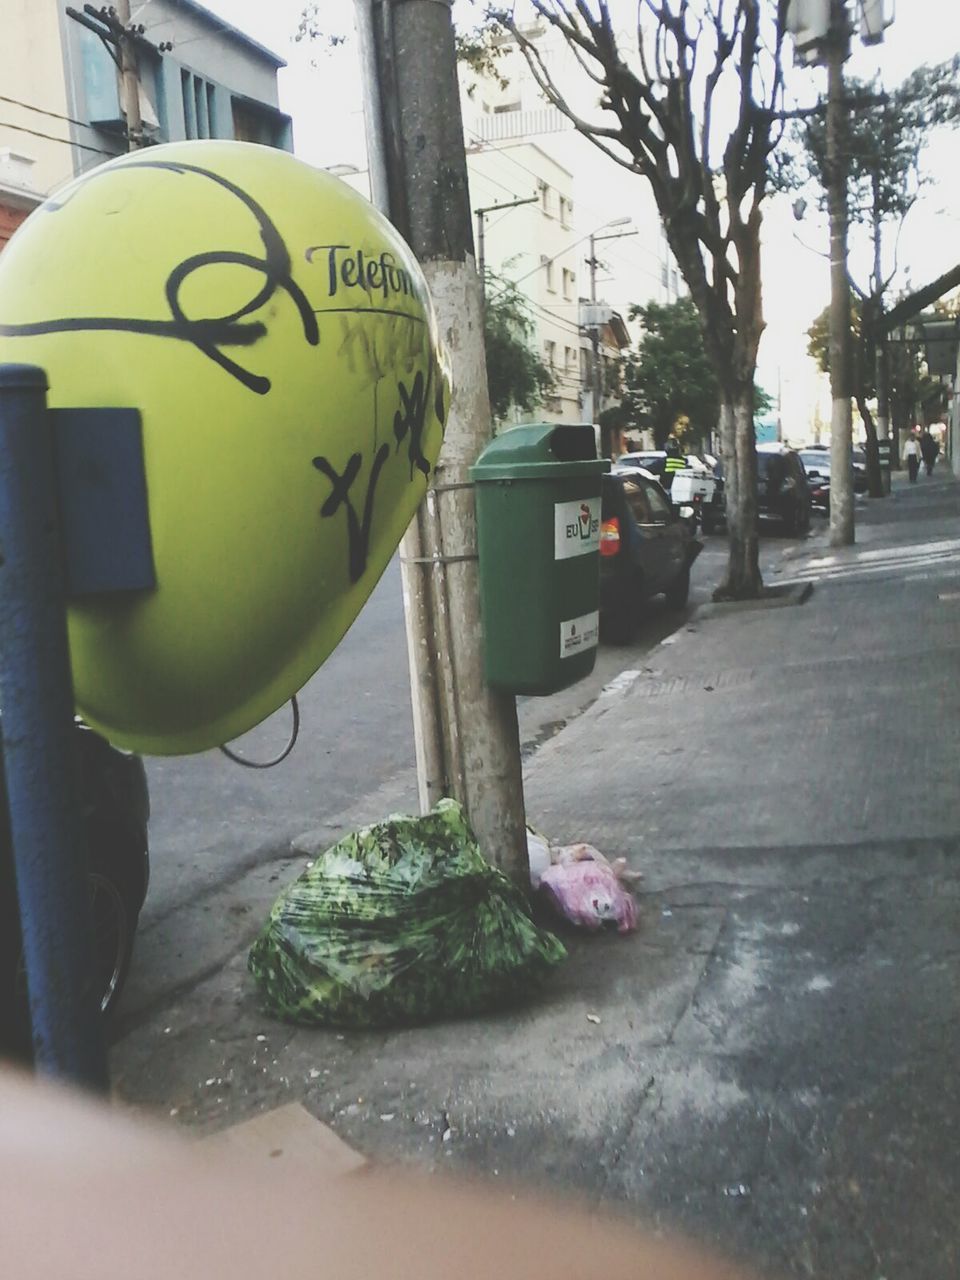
left=115, top=0, right=144, bottom=149
left=788, top=0, right=894, bottom=537
left=587, top=232, right=602, bottom=429
left=66, top=2, right=165, bottom=150
left=355, top=0, right=528, bottom=884
left=826, top=0, right=854, bottom=546
left=586, top=220, right=634, bottom=436
left=475, top=196, right=537, bottom=283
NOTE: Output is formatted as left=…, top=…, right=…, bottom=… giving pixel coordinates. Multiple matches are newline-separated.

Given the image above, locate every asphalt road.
left=140, top=526, right=803, bottom=924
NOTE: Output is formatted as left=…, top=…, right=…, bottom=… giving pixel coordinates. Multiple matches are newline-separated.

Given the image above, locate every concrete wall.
left=64, top=0, right=290, bottom=160
left=0, top=0, right=75, bottom=198
left=146, top=0, right=283, bottom=109
left=0, top=200, right=31, bottom=249
left=0, top=0, right=291, bottom=208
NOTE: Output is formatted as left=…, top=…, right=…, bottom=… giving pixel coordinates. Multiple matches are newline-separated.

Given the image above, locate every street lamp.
left=786, top=0, right=894, bottom=546
left=586, top=218, right=636, bottom=432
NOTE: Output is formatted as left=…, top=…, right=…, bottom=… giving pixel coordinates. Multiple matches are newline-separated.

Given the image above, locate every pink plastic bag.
left=538, top=859, right=638, bottom=934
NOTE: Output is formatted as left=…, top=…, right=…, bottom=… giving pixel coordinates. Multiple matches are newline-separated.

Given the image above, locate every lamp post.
left=586, top=218, right=635, bottom=438
left=786, top=0, right=894, bottom=544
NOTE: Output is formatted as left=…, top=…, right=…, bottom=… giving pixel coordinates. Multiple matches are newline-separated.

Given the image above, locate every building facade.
left=0, top=0, right=290, bottom=248
left=468, top=141, right=587, bottom=423
left=459, top=20, right=679, bottom=428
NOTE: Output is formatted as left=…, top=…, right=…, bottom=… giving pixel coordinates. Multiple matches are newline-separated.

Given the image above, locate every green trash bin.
left=471, top=423, right=608, bottom=696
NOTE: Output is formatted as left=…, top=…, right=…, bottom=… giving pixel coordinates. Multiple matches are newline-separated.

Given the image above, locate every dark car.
left=756, top=444, right=811, bottom=535
left=801, top=444, right=868, bottom=495
left=600, top=469, right=703, bottom=642
left=0, top=724, right=150, bottom=1058
left=798, top=449, right=832, bottom=513
left=851, top=449, right=869, bottom=494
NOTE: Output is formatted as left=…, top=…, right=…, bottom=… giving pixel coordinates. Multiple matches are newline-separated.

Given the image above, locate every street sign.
left=0, top=141, right=450, bottom=753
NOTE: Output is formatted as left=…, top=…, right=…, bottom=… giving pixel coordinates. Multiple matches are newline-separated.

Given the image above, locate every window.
left=544, top=340, right=556, bottom=369
left=181, top=69, right=216, bottom=139
left=558, top=195, right=572, bottom=227
left=800, top=453, right=829, bottom=475
left=231, top=96, right=291, bottom=148
left=643, top=480, right=673, bottom=522
left=564, top=346, right=576, bottom=371
left=541, top=254, right=555, bottom=292
left=538, top=181, right=551, bottom=216
left=622, top=480, right=653, bottom=524
left=562, top=268, right=576, bottom=299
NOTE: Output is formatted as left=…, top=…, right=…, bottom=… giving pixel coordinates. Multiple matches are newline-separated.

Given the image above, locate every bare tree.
left=490, top=1, right=789, bottom=599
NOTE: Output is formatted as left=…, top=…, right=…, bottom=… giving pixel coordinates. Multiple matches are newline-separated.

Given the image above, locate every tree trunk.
left=855, top=392, right=884, bottom=498
left=855, top=306, right=884, bottom=499
left=876, top=332, right=895, bottom=470
left=714, top=387, right=763, bottom=601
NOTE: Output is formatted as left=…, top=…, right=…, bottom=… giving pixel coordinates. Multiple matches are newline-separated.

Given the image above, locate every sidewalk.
left=111, top=470, right=960, bottom=1280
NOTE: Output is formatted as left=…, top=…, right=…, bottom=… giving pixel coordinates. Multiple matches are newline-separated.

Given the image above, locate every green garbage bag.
left=248, top=799, right=566, bottom=1028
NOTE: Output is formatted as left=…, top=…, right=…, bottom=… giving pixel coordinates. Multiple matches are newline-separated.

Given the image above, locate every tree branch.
left=882, top=264, right=960, bottom=330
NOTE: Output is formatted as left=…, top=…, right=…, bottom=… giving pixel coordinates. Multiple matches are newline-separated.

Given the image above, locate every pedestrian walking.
left=920, top=429, right=939, bottom=476
left=904, top=433, right=921, bottom=483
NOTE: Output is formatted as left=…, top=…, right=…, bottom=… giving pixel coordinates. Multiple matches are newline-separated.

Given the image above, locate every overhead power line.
left=465, top=123, right=665, bottom=267
left=0, top=120, right=117, bottom=158
left=0, top=94, right=90, bottom=130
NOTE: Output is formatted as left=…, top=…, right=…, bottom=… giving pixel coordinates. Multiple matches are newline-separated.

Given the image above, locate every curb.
left=696, top=580, right=813, bottom=617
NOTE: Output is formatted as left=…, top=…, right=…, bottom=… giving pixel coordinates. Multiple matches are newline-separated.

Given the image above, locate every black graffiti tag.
left=393, top=368, right=434, bottom=481
left=314, top=367, right=445, bottom=582
left=312, top=444, right=391, bottom=584
left=0, top=159, right=319, bottom=395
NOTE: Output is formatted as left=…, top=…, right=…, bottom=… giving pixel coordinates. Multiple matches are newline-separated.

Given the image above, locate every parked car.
left=619, top=451, right=722, bottom=532
left=799, top=449, right=832, bottom=513
left=801, top=444, right=869, bottom=494
left=807, top=474, right=831, bottom=514
left=0, top=723, right=150, bottom=1058
left=852, top=448, right=869, bottom=493
left=756, top=443, right=811, bottom=535
left=600, top=469, right=703, bottom=642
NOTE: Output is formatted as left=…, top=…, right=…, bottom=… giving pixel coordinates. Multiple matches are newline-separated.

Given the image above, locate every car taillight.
left=600, top=517, right=621, bottom=557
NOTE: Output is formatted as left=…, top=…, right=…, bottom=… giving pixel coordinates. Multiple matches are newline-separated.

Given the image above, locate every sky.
left=196, top=0, right=960, bottom=434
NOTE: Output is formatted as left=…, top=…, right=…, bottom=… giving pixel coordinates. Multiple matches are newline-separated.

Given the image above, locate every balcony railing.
left=467, top=106, right=570, bottom=144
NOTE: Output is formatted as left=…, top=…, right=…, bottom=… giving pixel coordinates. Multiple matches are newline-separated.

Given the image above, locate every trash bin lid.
left=471, top=423, right=610, bottom=481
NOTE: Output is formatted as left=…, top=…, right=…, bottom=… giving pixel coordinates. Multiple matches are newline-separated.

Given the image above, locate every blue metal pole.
left=0, top=364, right=108, bottom=1091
